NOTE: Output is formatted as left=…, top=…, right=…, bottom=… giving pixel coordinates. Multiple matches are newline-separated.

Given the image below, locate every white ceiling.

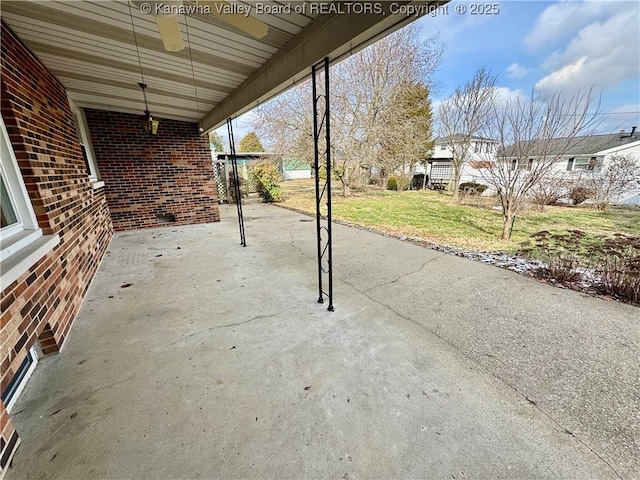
left=1, top=1, right=441, bottom=132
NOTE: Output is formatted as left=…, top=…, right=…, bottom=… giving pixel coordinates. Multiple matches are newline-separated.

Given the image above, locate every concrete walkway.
left=8, top=204, right=639, bottom=479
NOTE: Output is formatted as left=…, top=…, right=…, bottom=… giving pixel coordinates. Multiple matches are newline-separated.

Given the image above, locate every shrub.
left=528, top=173, right=568, bottom=210
left=595, top=234, right=640, bottom=303
left=519, top=231, right=640, bottom=304
left=387, top=176, right=409, bottom=191
left=568, top=186, right=592, bottom=205
left=251, top=161, right=283, bottom=202
left=519, top=230, right=597, bottom=283
left=228, top=171, right=246, bottom=202
left=458, top=182, right=488, bottom=195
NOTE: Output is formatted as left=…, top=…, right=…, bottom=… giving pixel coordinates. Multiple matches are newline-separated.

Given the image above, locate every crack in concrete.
left=341, top=277, right=623, bottom=480
left=212, top=306, right=295, bottom=329
left=362, top=254, right=446, bottom=294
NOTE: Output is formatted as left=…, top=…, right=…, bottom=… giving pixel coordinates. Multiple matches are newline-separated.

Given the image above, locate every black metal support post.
left=312, top=57, right=334, bottom=311
left=226, top=117, right=246, bottom=247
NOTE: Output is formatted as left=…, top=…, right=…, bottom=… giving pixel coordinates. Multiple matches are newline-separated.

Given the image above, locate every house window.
left=527, top=159, right=534, bottom=170
left=440, top=144, right=446, bottom=150
left=1, top=115, right=60, bottom=287
left=572, top=157, right=591, bottom=171
left=566, top=158, right=574, bottom=171
left=474, top=142, right=480, bottom=153
left=511, top=159, right=518, bottom=170
left=1, top=176, right=19, bottom=230
left=587, top=157, right=598, bottom=171
left=69, top=99, right=101, bottom=185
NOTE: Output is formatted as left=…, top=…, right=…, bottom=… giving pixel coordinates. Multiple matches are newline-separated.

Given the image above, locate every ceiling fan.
left=133, top=0, right=269, bottom=52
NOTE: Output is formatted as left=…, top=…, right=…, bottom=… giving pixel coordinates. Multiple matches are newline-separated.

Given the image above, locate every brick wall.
left=85, top=109, right=220, bottom=231
left=1, top=23, right=113, bottom=477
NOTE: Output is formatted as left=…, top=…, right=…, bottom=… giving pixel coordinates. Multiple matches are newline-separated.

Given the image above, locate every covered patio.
left=1, top=2, right=446, bottom=473
left=8, top=205, right=638, bottom=478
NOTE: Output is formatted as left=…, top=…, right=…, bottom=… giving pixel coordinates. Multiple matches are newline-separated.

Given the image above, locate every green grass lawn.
left=280, top=179, right=640, bottom=252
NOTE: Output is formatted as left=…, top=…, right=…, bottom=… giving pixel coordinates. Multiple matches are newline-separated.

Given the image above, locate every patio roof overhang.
left=0, top=0, right=447, bottom=134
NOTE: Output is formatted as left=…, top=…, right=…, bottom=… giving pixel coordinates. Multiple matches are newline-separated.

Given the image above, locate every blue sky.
left=216, top=0, right=640, bottom=147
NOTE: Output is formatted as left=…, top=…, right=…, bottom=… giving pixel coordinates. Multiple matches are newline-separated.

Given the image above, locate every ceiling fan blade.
left=198, top=1, right=269, bottom=39
left=155, top=15, right=185, bottom=51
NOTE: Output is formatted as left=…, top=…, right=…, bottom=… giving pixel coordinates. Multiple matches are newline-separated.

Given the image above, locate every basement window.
left=1, top=346, right=39, bottom=413
left=1, top=115, right=60, bottom=288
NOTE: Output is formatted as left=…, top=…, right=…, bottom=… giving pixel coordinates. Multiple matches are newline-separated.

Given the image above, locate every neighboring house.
left=411, top=135, right=498, bottom=190
left=500, top=128, right=640, bottom=205
left=281, top=158, right=312, bottom=180
left=506, top=128, right=640, bottom=174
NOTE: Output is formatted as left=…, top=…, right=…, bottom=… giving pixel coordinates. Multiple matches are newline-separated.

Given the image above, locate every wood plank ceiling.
left=1, top=0, right=319, bottom=123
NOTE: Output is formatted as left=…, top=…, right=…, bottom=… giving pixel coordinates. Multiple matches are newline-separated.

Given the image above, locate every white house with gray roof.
left=500, top=128, right=640, bottom=205
left=411, top=135, right=498, bottom=189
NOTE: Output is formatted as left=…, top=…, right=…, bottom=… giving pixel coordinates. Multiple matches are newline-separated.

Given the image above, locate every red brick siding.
left=1, top=22, right=113, bottom=477
left=85, top=109, right=220, bottom=231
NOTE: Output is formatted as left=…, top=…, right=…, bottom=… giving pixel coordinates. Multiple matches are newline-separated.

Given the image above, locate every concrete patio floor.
left=7, top=204, right=639, bottom=479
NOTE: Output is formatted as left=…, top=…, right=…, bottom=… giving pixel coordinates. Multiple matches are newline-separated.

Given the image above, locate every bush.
left=519, top=231, right=640, bottom=304
left=458, top=182, right=488, bottom=195
left=519, top=230, right=596, bottom=283
left=228, top=171, right=246, bottom=202
left=387, top=176, right=409, bottom=191
left=568, top=186, right=592, bottom=205
left=251, top=161, right=283, bottom=202
left=528, top=174, right=568, bottom=210
left=596, top=234, right=640, bottom=303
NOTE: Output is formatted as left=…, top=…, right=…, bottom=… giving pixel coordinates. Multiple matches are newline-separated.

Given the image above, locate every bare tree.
left=579, top=154, right=640, bottom=210
left=438, top=67, right=498, bottom=197
left=479, top=90, right=601, bottom=239
left=252, top=83, right=314, bottom=168
left=253, top=24, right=443, bottom=196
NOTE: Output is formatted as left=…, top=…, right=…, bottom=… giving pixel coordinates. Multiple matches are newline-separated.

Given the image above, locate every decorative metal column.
left=226, top=117, right=246, bottom=247
left=312, top=57, right=334, bottom=311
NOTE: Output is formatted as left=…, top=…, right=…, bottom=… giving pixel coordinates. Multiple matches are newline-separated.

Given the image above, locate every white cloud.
left=533, top=7, right=640, bottom=99
left=494, top=87, right=525, bottom=104
left=505, top=63, right=530, bottom=79
left=535, top=56, right=589, bottom=93
left=524, top=1, right=624, bottom=49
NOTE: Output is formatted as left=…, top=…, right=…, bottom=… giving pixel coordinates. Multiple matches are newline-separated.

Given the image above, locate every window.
left=1, top=346, right=38, bottom=413
left=566, top=158, right=574, bottom=171
left=527, top=159, right=534, bottom=170
left=1, top=115, right=60, bottom=287
left=511, top=159, right=518, bottom=171
left=440, top=144, right=446, bottom=150
left=572, top=157, right=591, bottom=171
left=1, top=175, right=19, bottom=230
left=474, top=142, right=480, bottom=153
left=69, top=99, right=102, bottom=186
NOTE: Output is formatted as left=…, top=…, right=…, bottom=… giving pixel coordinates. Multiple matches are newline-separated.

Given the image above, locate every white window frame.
left=4, top=346, right=39, bottom=413
left=69, top=99, right=103, bottom=188
left=572, top=157, right=592, bottom=171
left=1, top=115, right=59, bottom=289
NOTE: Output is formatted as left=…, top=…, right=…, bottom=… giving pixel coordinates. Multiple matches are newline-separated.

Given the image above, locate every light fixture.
left=129, top=3, right=160, bottom=136
left=139, top=83, right=160, bottom=135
